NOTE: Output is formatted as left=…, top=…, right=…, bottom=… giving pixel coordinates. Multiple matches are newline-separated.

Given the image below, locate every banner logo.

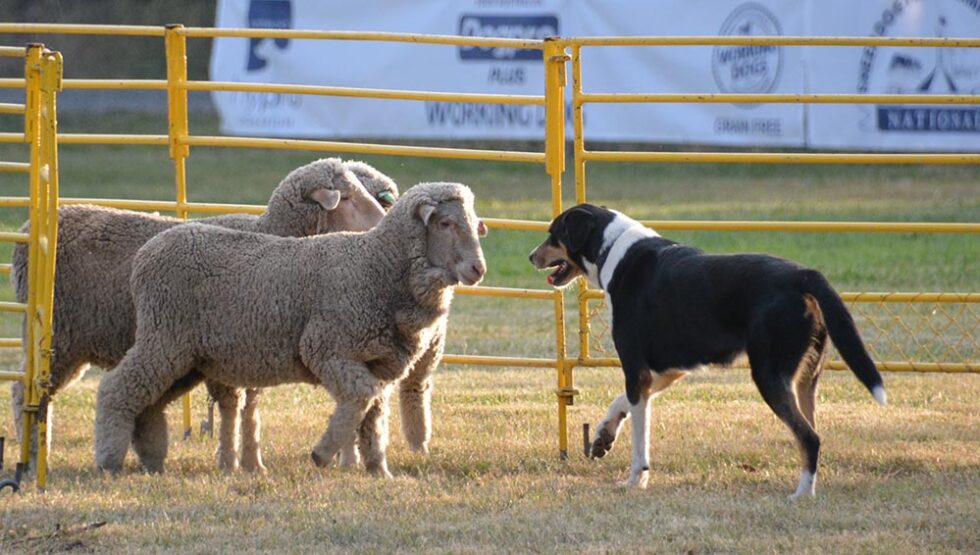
left=858, top=5, right=980, bottom=133
left=712, top=3, right=783, bottom=102
left=247, top=0, right=292, bottom=71
left=458, top=15, right=558, bottom=61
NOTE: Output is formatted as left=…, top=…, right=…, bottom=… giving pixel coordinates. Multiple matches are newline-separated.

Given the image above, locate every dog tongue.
left=547, top=274, right=555, bottom=285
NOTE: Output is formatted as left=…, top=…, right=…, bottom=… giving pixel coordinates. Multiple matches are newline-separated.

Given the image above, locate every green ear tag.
left=377, top=191, right=396, bottom=204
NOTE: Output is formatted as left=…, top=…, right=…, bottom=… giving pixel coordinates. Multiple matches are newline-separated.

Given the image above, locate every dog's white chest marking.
left=583, top=259, right=599, bottom=287
left=596, top=212, right=658, bottom=291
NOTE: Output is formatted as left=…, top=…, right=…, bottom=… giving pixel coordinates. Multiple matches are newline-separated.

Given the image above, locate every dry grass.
left=0, top=114, right=976, bottom=552
left=1, top=367, right=978, bottom=553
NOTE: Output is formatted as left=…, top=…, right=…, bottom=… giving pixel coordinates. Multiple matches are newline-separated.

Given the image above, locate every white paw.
left=787, top=470, right=816, bottom=501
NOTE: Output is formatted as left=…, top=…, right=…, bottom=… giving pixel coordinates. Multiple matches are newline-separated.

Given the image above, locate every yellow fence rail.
left=0, top=25, right=976, bottom=467
left=0, top=43, right=62, bottom=493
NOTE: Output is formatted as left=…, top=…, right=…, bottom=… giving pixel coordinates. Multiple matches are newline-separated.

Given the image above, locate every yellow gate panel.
left=0, top=43, right=62, bottom=493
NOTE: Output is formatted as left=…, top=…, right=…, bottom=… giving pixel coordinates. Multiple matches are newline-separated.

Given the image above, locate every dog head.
left=528, top=204, right=617, bottom=289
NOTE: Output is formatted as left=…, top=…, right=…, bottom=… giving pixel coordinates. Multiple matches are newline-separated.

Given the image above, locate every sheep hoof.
left=141, top=462, right=165, bottom=475
left=217, top=456, right=240, bottom=474
left=366, top=464, right=393, bottom=479
left=408, top=443, right=430, bottom=457
left=97, top=464, right=123, bottom=476
left=310, top=449, right=330, bottom=468
left=241, top=460, right=267, bottom=475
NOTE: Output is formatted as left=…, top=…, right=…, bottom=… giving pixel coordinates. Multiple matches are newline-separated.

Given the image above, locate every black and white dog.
left=529, top=204, right=886, bottom=499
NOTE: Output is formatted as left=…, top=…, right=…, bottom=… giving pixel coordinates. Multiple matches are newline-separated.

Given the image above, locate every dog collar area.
left=595, top=226, right=630, bottom=289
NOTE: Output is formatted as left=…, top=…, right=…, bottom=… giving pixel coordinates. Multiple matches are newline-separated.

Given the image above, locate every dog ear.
left=562, top=207, right=596, bottom=252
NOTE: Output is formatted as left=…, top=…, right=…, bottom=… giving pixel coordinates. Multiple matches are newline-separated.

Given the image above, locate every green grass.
left=0, top=112, right=977, bottom=552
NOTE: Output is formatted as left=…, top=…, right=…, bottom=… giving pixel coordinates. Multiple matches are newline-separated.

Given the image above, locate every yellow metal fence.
left=0, top=24, right=571, bottom=459
left=0, top=25, right=975, bottom=468
left=0, top=43, right=62, bottom=492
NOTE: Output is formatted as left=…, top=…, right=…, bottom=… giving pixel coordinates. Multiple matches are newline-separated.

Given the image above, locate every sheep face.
left=344, top=161, right=400, bottom=211
left=418, top=200, right=488, bottom=286
left=275, top=157, right=386, bottom=235
left=318, top=171, right=387, bottom=233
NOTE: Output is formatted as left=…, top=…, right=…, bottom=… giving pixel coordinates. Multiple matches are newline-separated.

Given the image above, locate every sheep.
left=94, top=182, right=487, bottom=477
left=9, top=158, right=390, bottom=473
left=206, top=159, right=401, bottom=473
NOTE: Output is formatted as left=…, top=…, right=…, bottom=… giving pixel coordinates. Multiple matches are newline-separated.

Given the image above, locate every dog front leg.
left=590, top=394, right=631, bottom=459
left=622, top=393, right=652, bottom=488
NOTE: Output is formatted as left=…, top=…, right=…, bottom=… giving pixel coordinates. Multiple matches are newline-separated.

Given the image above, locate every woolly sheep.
left=206, top=160, right=401, bottom=473
left=10, top=158, right=389, bottom=472
left=94, top=182, right=487, bottom=477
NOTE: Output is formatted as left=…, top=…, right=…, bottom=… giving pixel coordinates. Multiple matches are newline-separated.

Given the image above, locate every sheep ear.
left=417, top=203, right=437, bottom=225
left=310, top=188, right=341, bottom=211
left=477, top=220, right=488, bottom=237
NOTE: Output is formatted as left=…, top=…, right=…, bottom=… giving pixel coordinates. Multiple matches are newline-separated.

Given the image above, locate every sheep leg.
left=358, top=385, right=393, bottom=478
left=399, top=329, right=444, bottom=455
left=13, top=351, right=85, bottom=473
left=132, top=400, right=168, bottom=474
left=130, top=369, right=206, bottom=473
left=239, top=388, right=266, bottom=474
left=337, top=440, right=360, bottom=468
left=95, top=342, right=193, bottom=474
left=307, top=359, right=383, bottom=471
left=207, top=381, right=243, bottom=473
left=11, top=381, right=53, bottom=475
left=311, top=396, right=375, bottom=469
left=10, top=379, right=26, bottom=457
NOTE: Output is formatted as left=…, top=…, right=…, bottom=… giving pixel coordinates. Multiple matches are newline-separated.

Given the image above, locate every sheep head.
left=411, top=183, right=488, bottom=287
left=271, top=157, right=386, bottom=236
left=343, top=160, right=400, bottom=211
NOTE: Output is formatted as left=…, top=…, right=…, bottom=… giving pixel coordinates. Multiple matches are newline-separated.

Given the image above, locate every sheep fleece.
left=95, top=182, right=473, bottom=473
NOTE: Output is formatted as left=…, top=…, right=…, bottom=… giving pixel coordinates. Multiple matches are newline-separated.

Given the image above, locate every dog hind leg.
left=748, top=301, right=822, bottom=500
left=794, top=327, right=828, bottom=430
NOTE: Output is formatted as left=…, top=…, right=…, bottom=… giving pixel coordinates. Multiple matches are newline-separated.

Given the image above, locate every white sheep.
left=94, top=182, right=487, bottom=476
left=10, top=158, right=390, bottom=473
left=203, top=160, right=401, bottom=473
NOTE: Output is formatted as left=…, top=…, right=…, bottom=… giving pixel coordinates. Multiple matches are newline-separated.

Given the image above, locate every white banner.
left=805, top=0, right=980, bottom=150
left=567, top=0, right=805, bottom=145
left=210, top=0, right=560, bottom=141
left=210, top=0, right=978, bottom=150
left=210, top=0, right=805, bottom=145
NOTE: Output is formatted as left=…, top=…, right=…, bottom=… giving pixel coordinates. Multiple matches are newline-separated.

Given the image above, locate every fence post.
left=569, top=45, right=594, bottom=371
left=34, top=48, right=62, bottom=491
left=544, top=37, right=573, bottom=459
left=165, top=24, right=194, bottom=440
left=20, top=43, right=43, bottom=473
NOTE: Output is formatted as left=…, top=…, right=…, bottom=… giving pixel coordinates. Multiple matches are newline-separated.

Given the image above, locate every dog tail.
left=798, top=269, right=887, bottom=406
